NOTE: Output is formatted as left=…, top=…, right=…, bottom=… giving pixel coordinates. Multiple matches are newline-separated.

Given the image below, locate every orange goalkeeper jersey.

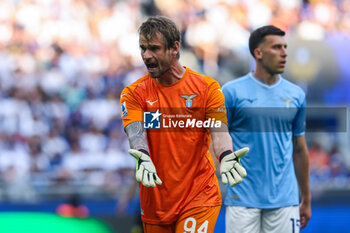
left=120, top=67, right=227, bottom=224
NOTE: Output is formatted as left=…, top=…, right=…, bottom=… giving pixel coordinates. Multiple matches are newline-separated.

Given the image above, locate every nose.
left=281, top=47, right=287, bottom=57
left=142, top=49, right=152, bottom=60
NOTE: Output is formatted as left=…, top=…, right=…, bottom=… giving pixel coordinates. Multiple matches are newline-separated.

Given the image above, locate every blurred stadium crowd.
left=0, top=0, right=349, bottom=205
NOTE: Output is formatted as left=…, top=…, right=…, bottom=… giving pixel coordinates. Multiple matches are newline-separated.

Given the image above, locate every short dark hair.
left=249, top=25, right=285, bottom=58
left=138, top=16, right=181, bottom=59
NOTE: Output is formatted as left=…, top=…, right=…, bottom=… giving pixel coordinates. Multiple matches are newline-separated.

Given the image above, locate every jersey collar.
left=151, top=67, right=188, bottom=88
left=249, top=72, right=282, bottom=89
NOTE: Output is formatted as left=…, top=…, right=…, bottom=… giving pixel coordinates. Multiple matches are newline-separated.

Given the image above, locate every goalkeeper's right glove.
left=128, top=149, right=162, bottom=188
left=219, top=147, right=249, bottom=187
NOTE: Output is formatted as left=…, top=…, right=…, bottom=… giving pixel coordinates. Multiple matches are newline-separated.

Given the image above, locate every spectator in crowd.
left=309, top=141, right=330, bottom=175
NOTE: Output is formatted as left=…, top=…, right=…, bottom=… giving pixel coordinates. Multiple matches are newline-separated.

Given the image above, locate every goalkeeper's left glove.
left=219, top=147, right=249, bottom=187
left=128, top=149, right=162, bottom=188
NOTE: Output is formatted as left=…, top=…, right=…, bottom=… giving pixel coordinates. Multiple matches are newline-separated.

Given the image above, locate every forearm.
left=211, top=123, right=248, bottom=186
left=125, top=122, right=162, bottom=187
left=125, top=121, right=149, bottom=151
left=293, top=137, right=311, bottom=203
left=294, top=155, right=311, bottom=202
left=210, top=123, right=233, bottom=160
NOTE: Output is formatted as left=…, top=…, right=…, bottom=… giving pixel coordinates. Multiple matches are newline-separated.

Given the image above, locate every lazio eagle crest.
left=180, top=94, right=198, bottom=108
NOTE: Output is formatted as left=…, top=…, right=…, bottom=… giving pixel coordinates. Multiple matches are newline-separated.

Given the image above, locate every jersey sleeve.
left=292, top=97, right=306, bottom=137
left=120, top=87, right=143, bottom=128
left=206, top=80, right=227, bottom=125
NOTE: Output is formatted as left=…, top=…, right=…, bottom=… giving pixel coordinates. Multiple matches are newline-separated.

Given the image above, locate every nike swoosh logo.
left=243, top=98, right=256, bottom=103
left=146, top=100, right=158, bottom=106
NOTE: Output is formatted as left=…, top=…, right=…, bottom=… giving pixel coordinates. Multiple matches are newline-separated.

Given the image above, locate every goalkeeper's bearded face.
left=139, top=33, right=177, bottom=78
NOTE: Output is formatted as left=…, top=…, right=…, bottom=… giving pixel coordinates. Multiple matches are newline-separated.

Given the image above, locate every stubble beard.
left=264, top=63, right=285, bottom=76
left=148, top=63, right=171, bottom=79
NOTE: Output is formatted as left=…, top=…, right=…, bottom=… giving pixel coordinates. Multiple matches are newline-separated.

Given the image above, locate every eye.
left=149, top=46, right=160, bottom=51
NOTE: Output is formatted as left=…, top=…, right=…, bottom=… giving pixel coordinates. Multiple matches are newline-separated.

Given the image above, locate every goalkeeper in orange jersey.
left=120, top=16, right=249, bottom=233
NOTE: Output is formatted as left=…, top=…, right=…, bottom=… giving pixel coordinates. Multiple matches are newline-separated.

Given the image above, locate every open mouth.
left=146, top=63, right=158, bottom=69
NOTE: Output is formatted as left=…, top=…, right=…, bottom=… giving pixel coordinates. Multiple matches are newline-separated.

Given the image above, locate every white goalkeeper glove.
left=128, top=149, right=162, bottom=188
left=219, top=147, right=249, bottom=187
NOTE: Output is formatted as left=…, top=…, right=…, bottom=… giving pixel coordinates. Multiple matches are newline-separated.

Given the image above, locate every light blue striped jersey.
left=222, top=72, right=306, bottom=208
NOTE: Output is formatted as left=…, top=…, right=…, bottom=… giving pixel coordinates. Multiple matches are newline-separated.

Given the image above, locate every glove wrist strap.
left=138, top=149, right=150, bottom=156
left=219, top=150, right=233, bottom=162
left=136, top=149, right=150, bottom=168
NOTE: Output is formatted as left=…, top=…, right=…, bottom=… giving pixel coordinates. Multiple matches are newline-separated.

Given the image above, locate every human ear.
left=172, top=41, right=180, bottom=57
left=254, top=48, right=263, bottom=59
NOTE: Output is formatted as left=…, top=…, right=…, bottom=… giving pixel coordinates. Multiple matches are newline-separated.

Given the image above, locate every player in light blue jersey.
left=222, top=25, right=311, bottom=233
